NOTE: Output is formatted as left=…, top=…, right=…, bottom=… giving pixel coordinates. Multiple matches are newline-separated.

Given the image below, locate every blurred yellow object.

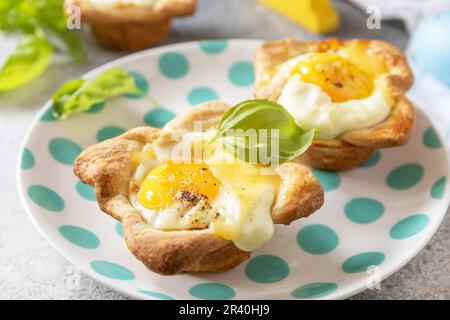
left=260, top=0, right=340, bottom=34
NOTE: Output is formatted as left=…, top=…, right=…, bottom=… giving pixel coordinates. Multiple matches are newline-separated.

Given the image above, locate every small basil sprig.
left=215, top=100, right=315, bottom=164
left=0, top=0, right=83, bottom=91
left=51, top=67, right=143, bottom=119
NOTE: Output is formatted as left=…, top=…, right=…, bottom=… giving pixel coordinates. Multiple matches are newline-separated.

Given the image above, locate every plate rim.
left=16, top=39, right=450, bottom=300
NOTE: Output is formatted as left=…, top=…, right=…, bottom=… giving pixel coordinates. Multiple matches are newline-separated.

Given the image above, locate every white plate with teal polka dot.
left=17, top=39, right=450, bottom=300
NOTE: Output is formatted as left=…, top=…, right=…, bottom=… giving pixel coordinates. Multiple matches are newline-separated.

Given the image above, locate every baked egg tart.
left=254, top=38, right=415, bottom=171
left=74, top=101, right=324, bottom=275
left=65, top=0, right=196, bottom=51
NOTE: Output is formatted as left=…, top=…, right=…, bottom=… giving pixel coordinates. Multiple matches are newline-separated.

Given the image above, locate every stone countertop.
left=0, top=0, right=448, bottom=300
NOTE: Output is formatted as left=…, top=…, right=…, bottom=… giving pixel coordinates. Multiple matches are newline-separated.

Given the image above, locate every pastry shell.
left=254, top=38, right=415, bottom=171
left=65, top=0, right=196, bottom=51
left=73, top=101, right=324, bottom=275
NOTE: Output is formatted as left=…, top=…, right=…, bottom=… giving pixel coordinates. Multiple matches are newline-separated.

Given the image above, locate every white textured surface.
left=0, top=0, right=448, bottom=299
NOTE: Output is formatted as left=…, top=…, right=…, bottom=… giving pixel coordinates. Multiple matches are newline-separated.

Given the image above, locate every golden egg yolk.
left=291, top=52, right=374, bottom=102
left=137, top=161, right=221, bottom=210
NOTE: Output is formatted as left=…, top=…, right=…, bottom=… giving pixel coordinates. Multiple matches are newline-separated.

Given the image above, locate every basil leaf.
left=0, top=0, right=83, bottom=91
left=216, top=100, right=315, bottom=164
left=0, top=0, right=67, bottom=33
left=277, top=128, right=316, bottom=161
left=51, top=67, right=143, bottom=119
left=0, top=34, right=53, bottom=91
left=51, top=79, right=87, bottom=117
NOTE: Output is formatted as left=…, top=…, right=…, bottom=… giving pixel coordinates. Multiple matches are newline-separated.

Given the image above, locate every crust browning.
left=254, top=38, right=415, bottom=171
left=64, top=0, right=196, bottom=51
left=340, top=96, right=415, bottom=148
left=296, top=142, right=375, bottom=172
left=73, top=101, right=324, bottom=275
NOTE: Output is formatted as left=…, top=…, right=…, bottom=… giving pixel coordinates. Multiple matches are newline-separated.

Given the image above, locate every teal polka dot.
left=431, top=176, right=446, bottom=200
left=90, top=260, right=134, bottom=280
left=297, top=224, right=339, bottom=254
left=84, top=102, right=105, bottom=114
left=21, top=148, right=35, bottom=169
left=159, top=52, right=189, bottom=79
left=27, top=185, right=65, bottom=212
left=143, top=108, right=175, bottom=128
left=116, top=221, right=123, bottom=237
left=139, top=290, right=175, bottom=300
left=291, top=282, right=338, bottom=299
left=76, top=181, right=96, bottom=201
left=245, top=255, right=289, bottom=283
left=423, top=127, right=442, bottom=149
left=59, top=225, right=100, bottom=249
left=125, top=71, right=149, bottom=99
left=229, top=61, right=254, bottom=87
left=96, top=126, right=126, bottom=142
left=312, top=169, right=341, bottom=192
left=189, top=283, right=235, bottom=300
left=40, top=107, right=55, bottom=121
left=188, top=87, right=219, bottom=105
left=390, top=214, right=429, bottom=240
left=359, top=150, right=381, bottom=168
left=49, top=138, right=81, bottom=165
left=342, top=252, right=385, bottom=273
left=344, top=198, right=385, bottom=224
left=387, top=163, right=424, bottom=190
left=199, top=39, right=228, bottom=54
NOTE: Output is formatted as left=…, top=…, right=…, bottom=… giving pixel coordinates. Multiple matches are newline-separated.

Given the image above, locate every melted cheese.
left=207, top=155, right=280, bottom=251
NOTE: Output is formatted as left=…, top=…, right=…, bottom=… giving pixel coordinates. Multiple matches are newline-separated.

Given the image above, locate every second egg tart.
left=254, top=38, right=415, bottom=171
